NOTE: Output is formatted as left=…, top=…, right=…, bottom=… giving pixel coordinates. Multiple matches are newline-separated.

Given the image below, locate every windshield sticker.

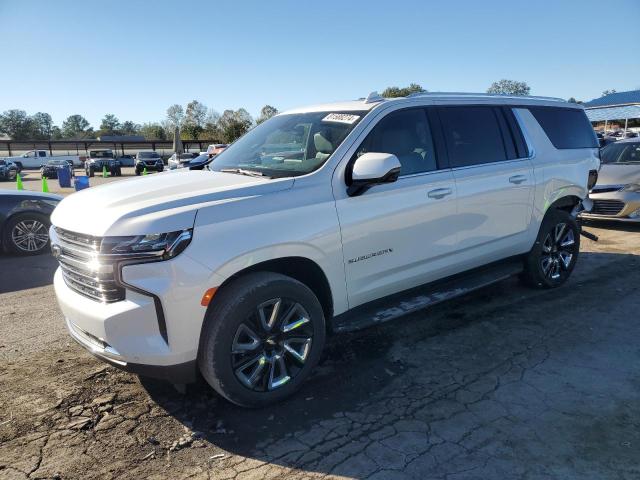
left=322, top=113, right=360, bottom=124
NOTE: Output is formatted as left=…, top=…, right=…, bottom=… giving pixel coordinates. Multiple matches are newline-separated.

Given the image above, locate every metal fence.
left=0, top=139, right=217, bottom=159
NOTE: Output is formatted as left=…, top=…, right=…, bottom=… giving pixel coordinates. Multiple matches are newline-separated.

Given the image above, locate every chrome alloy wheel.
left=231, top=298, right=314, bottom=392
left=11, top=219, right=49, bottom=252
left=540, top=222, right=576, bottom=280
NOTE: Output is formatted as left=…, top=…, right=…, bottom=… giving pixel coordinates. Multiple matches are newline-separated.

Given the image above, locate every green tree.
left=218, top=108, right=253, bottom=143
left=51, top=126, right=63, bottom=140
left=183, top=100, right=208, bottom=139
left=139, top=122, right=166, bottom=140
left=381, top=83, right=424, bottom=98
left=487, top=79, right=530, bottom=96
left=256, top=105, right=279, bottom=124
left=203, top=109, right=221, bottom=141
left=31, top=112, right=53, bottom=139
left=61, top=114, right=93, bottom=138
left=120, top=121, right=140, bottom=135
left=166, top=104, right=184, bottom=130
left=98, top=114, right=121, bottom=136
left=0, top=109, right=33, bottom=140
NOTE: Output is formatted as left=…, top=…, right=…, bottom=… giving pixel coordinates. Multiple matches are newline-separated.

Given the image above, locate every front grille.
left=55, top=228, right=125, bottom=303
left=591, top=200, right=625, bottom=216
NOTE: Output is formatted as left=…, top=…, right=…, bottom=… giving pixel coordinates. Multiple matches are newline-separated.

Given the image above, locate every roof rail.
left=405, top=91, right=566, bottom=102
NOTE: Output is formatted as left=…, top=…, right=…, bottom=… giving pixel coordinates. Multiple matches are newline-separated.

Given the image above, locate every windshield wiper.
left=219, top=168, right=270, bottom=178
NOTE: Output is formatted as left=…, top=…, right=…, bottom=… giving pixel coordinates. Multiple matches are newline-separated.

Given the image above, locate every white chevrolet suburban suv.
left=50, top=92, right=600, bottom=407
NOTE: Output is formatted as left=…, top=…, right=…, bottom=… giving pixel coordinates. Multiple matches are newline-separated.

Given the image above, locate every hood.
left=597, top=164, right=640, bottom=186
left=51, top=170, right=293, bottom=236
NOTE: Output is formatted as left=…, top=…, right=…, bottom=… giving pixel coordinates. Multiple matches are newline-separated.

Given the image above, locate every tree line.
left=0, top=102, right=279, bottom=143
left=0, top=80, right=618, bottom=142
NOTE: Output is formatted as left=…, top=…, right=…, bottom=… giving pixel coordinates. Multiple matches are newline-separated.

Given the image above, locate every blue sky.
left=1, top=0, right=638, bottom=127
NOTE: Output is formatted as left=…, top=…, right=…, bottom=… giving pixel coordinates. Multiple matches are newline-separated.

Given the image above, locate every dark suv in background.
left=135, top=151, right=164, bottom=175
left=85, top=150, right=122, bottom=177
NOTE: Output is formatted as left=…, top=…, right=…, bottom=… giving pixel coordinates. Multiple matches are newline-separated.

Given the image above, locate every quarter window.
left=356, top=108, right=437, bottom=175
left=528, top=106, right=598, bottom=149
left=439, top=106, right=507, bottom=167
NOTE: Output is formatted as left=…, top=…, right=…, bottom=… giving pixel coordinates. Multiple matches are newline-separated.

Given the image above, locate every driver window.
left=355, top=108, right=437, bottom=175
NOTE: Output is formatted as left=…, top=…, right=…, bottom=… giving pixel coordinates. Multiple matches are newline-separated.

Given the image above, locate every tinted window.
left=38, top=151, right=47, bottom=157
left=528, top=106, right=598, bottom=149
left=439, top=107, right=507, bottom=167
left=356, top=108, right=437, bottom=175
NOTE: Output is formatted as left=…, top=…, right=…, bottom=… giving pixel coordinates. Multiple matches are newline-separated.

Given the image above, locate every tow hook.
left=572, top=198, right=599, bottom=242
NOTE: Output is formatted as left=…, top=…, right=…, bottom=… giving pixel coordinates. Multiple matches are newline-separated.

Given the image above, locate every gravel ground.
left=1, top=221, right=639, bottom=480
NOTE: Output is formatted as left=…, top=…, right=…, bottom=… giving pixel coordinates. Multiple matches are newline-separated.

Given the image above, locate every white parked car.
left=2, top=150, right=83, bottom=170
left=168, top=152, right=198, bottom=170
left=50, top=92, right=600, bottom=407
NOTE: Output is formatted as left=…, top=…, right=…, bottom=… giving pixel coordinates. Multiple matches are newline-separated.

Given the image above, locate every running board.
left=331, top=258, right=523, bottom=333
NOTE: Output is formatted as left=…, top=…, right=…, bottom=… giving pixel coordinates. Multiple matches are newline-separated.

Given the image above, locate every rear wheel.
left=521, top=209, right=580, bottom=288
left=3, top=213, right=51, bottom=255
left=198, top=272, right=326, bottom=407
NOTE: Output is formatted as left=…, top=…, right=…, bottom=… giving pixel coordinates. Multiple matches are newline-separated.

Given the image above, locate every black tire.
left=135, top=169, right=141, bottom=176
left=521, top=209, right=580, bottom=289
left=2, top=213, right=51, bottom=256
left=198, top=272, right=326, bottom=407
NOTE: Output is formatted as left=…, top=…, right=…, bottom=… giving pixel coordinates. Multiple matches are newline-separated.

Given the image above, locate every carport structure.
left=584, top=90, right=640, bottom=134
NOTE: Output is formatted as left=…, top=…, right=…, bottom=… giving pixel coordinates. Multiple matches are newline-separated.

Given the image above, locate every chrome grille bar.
left=54, top=227, right=125, bottom=303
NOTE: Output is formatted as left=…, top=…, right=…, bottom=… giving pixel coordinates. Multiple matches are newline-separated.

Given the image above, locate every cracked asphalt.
left=1, top=221, right=640, bottom=480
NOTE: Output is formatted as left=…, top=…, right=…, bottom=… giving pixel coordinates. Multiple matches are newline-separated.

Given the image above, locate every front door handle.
left=509, top=175, right=527, bottom=185
left=427, top=187, right=453, bottom=199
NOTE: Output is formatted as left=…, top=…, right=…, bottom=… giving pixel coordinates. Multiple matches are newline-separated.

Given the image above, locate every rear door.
left=437, top=105, right=534, bottom=267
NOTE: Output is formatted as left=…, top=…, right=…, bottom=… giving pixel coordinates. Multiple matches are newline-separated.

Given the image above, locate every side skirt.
left=331, top=256, right=524, bottom=333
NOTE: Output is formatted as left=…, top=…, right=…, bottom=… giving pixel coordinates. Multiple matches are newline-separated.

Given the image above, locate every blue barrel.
left=74, top=175, right=90, bottom=191
left=57, top=165, right=72, bottom=188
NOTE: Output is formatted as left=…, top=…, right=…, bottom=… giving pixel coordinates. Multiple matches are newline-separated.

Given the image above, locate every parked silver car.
left=582, top=139, right=640, bottom=222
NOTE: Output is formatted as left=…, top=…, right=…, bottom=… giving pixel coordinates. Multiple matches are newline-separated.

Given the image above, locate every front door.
left=334, top=107, right=459, bottom=308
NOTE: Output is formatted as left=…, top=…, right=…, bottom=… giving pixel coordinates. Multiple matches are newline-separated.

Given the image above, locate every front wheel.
left=198, top=272, right=326, bottom=407
left=521, top=209, right=580, bottom=288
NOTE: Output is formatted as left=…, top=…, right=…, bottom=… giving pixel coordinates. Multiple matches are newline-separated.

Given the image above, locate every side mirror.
left=348, top=152, right=401, bottom=196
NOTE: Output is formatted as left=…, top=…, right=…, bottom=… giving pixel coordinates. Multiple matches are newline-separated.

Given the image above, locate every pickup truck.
left=1, top=150, right=83, bottom=170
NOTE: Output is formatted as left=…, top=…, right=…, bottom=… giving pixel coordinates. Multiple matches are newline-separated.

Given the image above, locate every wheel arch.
left=546, top=195, right=582, bottom=214
left=207, top=256, right=334, bottom=325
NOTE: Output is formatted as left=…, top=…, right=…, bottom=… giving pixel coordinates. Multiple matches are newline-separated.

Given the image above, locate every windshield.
left=211, top=111, right=366, bottom=177
left=139, top=152, right=160, bottom=159
left=90, top=150, right=113, bottom=158
left=601, top=142, right=640, bottom=164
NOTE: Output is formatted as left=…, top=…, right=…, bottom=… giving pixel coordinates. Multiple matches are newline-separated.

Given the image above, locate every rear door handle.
left=427, top=187, right=453, bottom=199
left=509, top=175, right=527, bottom=185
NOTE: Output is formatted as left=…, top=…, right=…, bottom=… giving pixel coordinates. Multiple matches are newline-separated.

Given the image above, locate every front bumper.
left=580, top=190, right=640, bottom=222
left=53, top=248, right=217, bottom=383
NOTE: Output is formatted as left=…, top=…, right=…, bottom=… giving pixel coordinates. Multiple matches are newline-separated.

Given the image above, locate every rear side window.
left=38, top=151, right=47, bottom=157
left=528, top=106, right=598, bottom=149
left=439, top=106, right=507, bottom=167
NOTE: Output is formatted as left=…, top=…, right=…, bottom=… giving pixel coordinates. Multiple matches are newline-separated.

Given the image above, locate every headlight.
left=622, top=184, right=640, bottom=193
left=101, top=229, right=192, bottom=260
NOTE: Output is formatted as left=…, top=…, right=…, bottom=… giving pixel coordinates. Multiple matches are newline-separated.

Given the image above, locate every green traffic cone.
left=16, top=173, right=24, bottom=190
left=102, top=165, right=108, bottom=178
left=143, top=167, right=148, bottom=175
left=41, top=176, right=49, bottom=193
